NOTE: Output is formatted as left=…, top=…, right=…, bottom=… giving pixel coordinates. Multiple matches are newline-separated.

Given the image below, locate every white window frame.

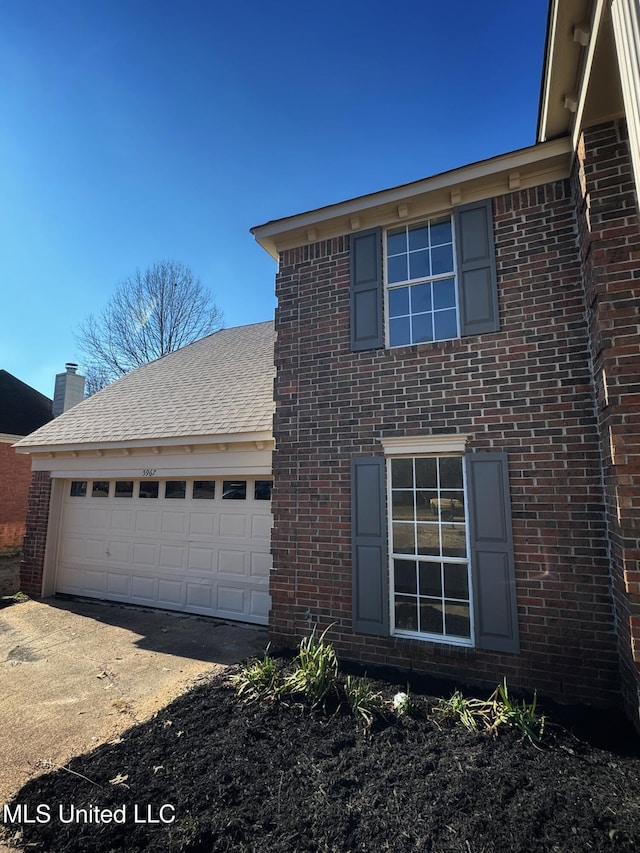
left=382, top=435, right=474, bottom=647
left=384, top=215, right=459, bottom=349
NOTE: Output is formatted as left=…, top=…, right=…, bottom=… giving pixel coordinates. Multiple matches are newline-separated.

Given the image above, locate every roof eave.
left=251, top=138, right=573, bottom=259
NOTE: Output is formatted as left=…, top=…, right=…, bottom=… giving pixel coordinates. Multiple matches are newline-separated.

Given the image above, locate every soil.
left=3, top=662, right=640, bottom=853
left=0, top=553, right=20, bottom=596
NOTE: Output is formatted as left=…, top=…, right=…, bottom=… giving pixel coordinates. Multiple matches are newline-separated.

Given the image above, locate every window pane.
left=70, top=481, right=87, bottom=497
left=387, top=255, right=408, bottom=284
left=415, top=457, right=437, bottom=489
left=441, top=524, right=467, bottom=558
left=165, top=481, right=186, bottom=499
left=115, top=481, right=133, bottom=498
left=408, top=224, right=428, bottom=250
left=409, top=249, right=430, bottom=280
left=417, top=523, right=440, bottom=556
left=392, top=522, right=415, bottom=554
left=92, top=481, right=109, bottom=498
left=193, top=480, right=215, bottom=499
left=392, top=489, right=414, bottom=520
left=411, top=313, right=433, bottom=344
left=391, top=458, right=413, bottom=488
left=387, top=228, right=406, bottom=256
left=419, top=599, right=443, bottom=634
left=415, top=490, right=438, bottom=520
left=444, top=602, right=471, bottom=638
left=433, top=277, right=456, bottom=309
left=430, top=219, right=452, bottom=246
left=434, top=309, right=458, bottom=341
left=395, top=596, right=418, bottom=631
left=431, top=244, right=454, bottom=275
left=223, top=480, right=246, bottom=500
left=139, top=481, right=159, bottom=499
left=411, top=283, right=432, bottom=313
left=255, top=480, right=272, bottom=500
left=389, top=316, right=411, bottom=347
left=419, top=561, right=442, bottom=597
left=394, top=560, right=417, bottom=595
left=388, top=286, right=409, bottom=318
left=444, top=563, right=469, bottom=600
left=439, top=457, right=463, bottom=490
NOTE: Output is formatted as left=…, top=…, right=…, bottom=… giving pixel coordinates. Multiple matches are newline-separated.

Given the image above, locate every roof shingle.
left=16, top=321, right=275, bottom=449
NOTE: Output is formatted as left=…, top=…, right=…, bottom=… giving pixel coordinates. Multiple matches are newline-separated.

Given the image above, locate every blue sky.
left=1, top=0, right=548, bottom=398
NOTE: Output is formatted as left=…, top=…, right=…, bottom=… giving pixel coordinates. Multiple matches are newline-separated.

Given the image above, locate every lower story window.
left=390, top=455, right=472, bottom=644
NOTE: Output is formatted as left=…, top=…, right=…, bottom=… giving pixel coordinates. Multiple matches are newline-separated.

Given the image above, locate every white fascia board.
left=251, top=139, right=573, bottom=259
left=572, top=0, right=608, bottom=150
left=3, top=433, right=26, bottom=444
left=15, top=430, right=274, bottom=456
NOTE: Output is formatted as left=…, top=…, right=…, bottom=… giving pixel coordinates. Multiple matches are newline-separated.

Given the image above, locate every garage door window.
left=223, top=480, right=246, bottom=500
left=193, top=481, right=215, bottom=499
left=92, top=481, right=110, bottom=498
left=70, top=481, right=87, bottom=497
left=165, top=481, right=186, bottom=499
left=115, top=481, right=133, bottom=498
left=255, top=481, right=273, bottom=500
left=139, top=481, right=159, bottom=499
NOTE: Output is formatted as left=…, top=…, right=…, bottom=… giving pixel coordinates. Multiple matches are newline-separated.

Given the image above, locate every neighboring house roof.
left=0, top=370, right=53, bottom=437
left=15, top=321, right=275, bottom=451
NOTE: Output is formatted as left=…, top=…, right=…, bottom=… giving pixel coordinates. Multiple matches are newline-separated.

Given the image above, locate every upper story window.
left=350, top=199, right=498, bottom=352
left=386, top=218, right=457, bottom=347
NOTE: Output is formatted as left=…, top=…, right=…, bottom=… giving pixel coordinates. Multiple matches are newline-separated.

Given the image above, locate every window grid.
left=385, top=217, right=459, bottom=347
left=389, top=456, right=473, bottom=645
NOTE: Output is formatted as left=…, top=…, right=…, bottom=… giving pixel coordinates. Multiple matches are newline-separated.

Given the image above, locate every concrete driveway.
left=0, top=597, right=266, bottom=805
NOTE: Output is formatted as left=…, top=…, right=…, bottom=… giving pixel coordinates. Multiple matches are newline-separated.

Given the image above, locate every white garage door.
left=56, top=476, right=272, bottom=625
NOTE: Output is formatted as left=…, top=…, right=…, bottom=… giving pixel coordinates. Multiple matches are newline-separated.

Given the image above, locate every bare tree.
left=76, top=260, right=223, bottom=393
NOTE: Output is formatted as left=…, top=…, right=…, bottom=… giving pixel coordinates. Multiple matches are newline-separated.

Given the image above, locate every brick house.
left=252, top=0, right=640, bottom=723
left=0, top=371, right=53, bottom=554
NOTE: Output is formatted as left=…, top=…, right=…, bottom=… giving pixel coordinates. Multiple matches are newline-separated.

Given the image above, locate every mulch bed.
left=3, top=664, right=640, bottom=853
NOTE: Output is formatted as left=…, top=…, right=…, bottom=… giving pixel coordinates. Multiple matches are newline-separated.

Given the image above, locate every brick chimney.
left=52, top=363, right=85, bottom=417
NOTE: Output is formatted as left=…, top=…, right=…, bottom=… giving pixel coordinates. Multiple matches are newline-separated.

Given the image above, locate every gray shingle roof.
left=16, top=321, right=275, bottom=449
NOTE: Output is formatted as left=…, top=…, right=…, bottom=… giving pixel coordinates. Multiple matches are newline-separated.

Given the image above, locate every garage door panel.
left=88, top=509, right=110, bottom=530
left=86, top=538, right=107, bottom=561
left=60, top=536, right=87, bottom=562
left=250, top=552, right=271, bottom=577
left=219, top=514, right=247, bottom=538
left=60, top=567, right=105, bottom=593
left=186, top=581, right=212, bottom=608
left=216, top=586, right=245, bottom=616
left=135, top=511, right=160, bottom=533
left=188, top=547, right=213, bottom=571
left=161, top=512, right=187, bottom=535
left=217, top=549, right=247, bottom=575
left=158, top=579, right=183, bottom=606
left=107, top=540, right=132, bottom=563
left=58, top=477, right=272, bottom=625
left=111, top=511, right=133, bottom=531
left=251, top=514, right=272, bottom=539
left=159, top=544, right=185, bottom=570
left=189, top=513, right=217, bottom=537
left=250, top=589, right=271, bottom=620
left=132, top=543, right=158, bottom=566
left=131, top=576, right=156, bottom=600
left=107, top=573, right=131, bottom=596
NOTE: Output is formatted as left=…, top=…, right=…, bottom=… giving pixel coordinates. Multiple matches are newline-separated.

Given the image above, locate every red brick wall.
left=574, top=120, right=640, bottom=724
left=20, top=470, right=52, bottom=596
left=271, top=176, right=622, bottom=707
left=0, top=440, right=33, bottom=553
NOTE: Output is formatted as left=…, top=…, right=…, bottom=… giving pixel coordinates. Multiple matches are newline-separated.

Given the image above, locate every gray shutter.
left=350, top=228, right=383, bottom=351
left=465, top=452, right=519, bottom=653
left=351, top=456, right=389, bottom=635
left=454, top=199, right=499, bottom=336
